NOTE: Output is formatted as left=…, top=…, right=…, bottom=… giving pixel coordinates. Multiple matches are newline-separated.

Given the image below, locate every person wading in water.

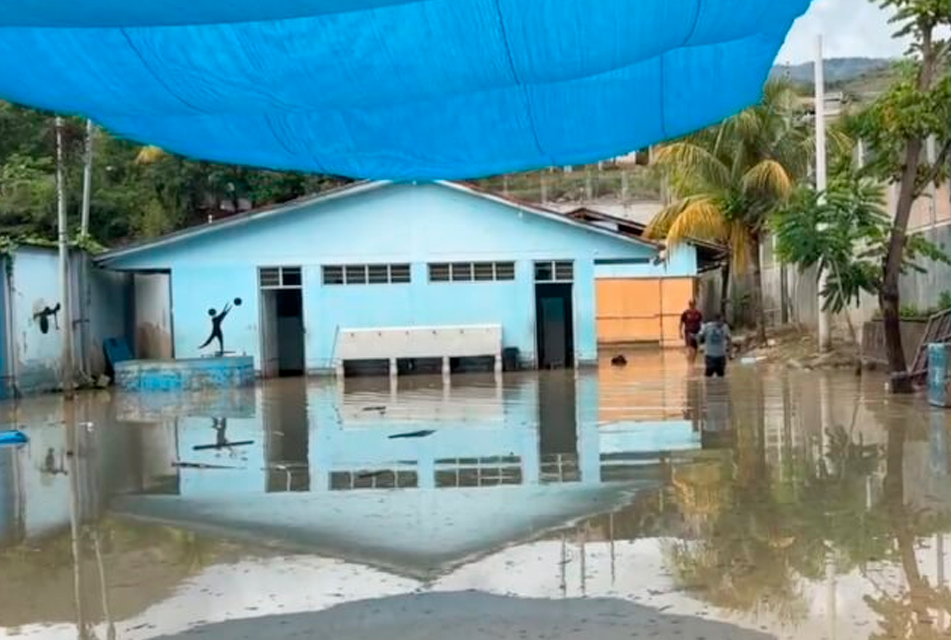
left=679, top=300, right=703, bottom=362
left=695, top=314, right=732, bottom=378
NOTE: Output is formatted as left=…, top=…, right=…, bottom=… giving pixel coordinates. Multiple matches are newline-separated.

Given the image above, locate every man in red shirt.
left=679, top=300, right=703, bottom=362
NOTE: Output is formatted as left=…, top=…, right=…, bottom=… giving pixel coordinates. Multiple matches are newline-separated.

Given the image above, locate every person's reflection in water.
left=213, top=417, right=228, bottom=448
left=700, top=379, right=731, bottom=450
left=42, top=447, right=67, bottom=476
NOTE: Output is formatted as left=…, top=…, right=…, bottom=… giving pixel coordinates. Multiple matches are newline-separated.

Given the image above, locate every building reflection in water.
left=111, top=368, right=711, bottom=498
left=4, top=365, right=951, bottom=639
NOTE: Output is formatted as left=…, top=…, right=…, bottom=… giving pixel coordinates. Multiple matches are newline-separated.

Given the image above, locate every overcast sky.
left=777, top=0, right=906, bottom=63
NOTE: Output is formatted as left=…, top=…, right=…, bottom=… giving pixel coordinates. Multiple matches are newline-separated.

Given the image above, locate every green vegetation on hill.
left=0, top=102, right=349, bottom=247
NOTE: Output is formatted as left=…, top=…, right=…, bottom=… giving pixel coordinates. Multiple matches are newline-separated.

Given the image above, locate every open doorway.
left=534, top=260, right=575, bottom=369
left=259, top=266, right=305, bottom=377
left=535, top=283, right=574, bottom=369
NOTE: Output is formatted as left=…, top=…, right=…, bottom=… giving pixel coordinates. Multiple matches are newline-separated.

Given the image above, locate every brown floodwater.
left=1, top=350, right=949, bottom=640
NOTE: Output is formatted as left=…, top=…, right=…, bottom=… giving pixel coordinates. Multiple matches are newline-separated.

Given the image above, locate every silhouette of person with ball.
left=200, top=297, right=242, bottom=355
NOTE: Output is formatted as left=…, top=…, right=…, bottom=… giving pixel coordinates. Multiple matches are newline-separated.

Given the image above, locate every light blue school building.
left=0, top=181, right=704, bottom=396
left=97, top=181, right=701, bottom=377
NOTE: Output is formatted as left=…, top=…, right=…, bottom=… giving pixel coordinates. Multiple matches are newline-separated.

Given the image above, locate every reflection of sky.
left=10, top=534, right=950, bottom=640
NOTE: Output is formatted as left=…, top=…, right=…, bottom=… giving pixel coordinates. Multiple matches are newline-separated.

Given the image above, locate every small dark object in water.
left=0, top=430, right=28, bottom=446
left=611, top=355, right=628, bottom=366
left=173, top=461, right=237, bottom=469
left=388, top=430, right=436, bottom=439
left=362, top=406, right=387, bottom=413
left=193, top=440, right=254, bottom=451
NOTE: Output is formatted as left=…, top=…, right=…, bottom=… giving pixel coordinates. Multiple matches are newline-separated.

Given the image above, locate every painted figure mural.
left=32, top=303, right=61, bottom=334
left=199, top=297, right=242, bottom=355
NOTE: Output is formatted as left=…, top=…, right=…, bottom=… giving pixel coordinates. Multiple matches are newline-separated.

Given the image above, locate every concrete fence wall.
left=698, top=224, right=951, bottom=345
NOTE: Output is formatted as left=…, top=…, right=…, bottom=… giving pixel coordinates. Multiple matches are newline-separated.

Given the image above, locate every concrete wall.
left=133, top=272, right=172, bottom=359
left=0, top=246, right=133, bottom=397
left=105, top=183, right=662, bottom=370
left=702, top=222, right=949, bottom=342
left=12, top=248, right=66, bottom=394
left=85, top=256, right=134, bottom=374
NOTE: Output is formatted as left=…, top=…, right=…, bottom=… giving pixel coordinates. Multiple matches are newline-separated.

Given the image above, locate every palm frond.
left=728, top=223, right=752, bottom=273
left=742, top=160, right=794, bottom=198
left=655, top=142, right=731, bottom=190
left=665, top=197, right=730, bottom=247
left=644, top=200, right=687, bottom=239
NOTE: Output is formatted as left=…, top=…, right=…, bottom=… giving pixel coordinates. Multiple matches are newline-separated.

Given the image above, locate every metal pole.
left=815, top=35, right=832, bottom=352
left=78, top=119, right=94, bottom=378
left=55, top=116, right=75, bottom=398
left=80, top=119, right=93, bottom=238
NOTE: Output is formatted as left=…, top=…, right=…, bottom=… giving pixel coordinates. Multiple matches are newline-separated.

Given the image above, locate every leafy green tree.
left=0, top=101, right=349, bottom=246
left=853, top=0, right=950, bottom=389
left=772, top=177, right=948, bottom=314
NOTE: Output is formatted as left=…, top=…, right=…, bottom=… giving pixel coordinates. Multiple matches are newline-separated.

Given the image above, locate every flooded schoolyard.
left=1, top=350, right=950, bottom=639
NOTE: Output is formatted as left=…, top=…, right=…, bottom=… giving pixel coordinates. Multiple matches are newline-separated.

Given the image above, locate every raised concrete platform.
left=114, top=356, right=255, bottom=392
left=335, top=324, right=503, bottom=378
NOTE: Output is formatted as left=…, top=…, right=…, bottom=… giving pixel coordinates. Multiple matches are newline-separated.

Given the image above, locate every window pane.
left=345, top=265, right=367, bottom=284
left=495, top=262, right=515, bottom=280
left=260, top=267, right=281, bottom=287
left=282, top=267, right=302, bottom=286
left=473, top=262, right=494, bottom=281
left=555, top=261, right=573, bottom=281
left=390, top=264, right=411, bottom=283
left=429, top=263, right=450, bottom=282
left=322, top=265, right=344, bottom=285
left=451, top=263, right=473, bottom=281
left=367, top=264, right=389, bottom=284
left=534, top=261, right=553, bottom=281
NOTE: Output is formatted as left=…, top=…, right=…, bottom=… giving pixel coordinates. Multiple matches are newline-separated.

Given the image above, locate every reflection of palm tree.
left=664, top=379, right=812, bottom=622
left=664, top=380, right=896, bottom=623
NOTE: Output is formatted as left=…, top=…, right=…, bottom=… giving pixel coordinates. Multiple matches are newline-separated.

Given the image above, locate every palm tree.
left=134, top=145, right=166, bottom=164
left=645, top=80, right=814, bottom=344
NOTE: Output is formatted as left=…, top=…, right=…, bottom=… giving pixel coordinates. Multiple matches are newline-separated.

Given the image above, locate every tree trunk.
left=880, top=28, right=935, bottom=393
left=884, top=423, right=933, bottom=626
left=719, top=260, right=731, bottom=320
left=749, top=233, right=767, bottom=345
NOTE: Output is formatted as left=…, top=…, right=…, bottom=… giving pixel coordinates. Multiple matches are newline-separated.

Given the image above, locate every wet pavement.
left=1, top=350, right=950, bottom=639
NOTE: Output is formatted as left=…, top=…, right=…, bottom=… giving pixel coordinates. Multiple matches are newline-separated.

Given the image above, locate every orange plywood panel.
left=596, top=317, right=662, bottom=343
left=660, top=278, right=695, bottom=315
left=596, top=279, right=661, bottom=319
left=596, top=278, right=665, bottom=343
left=661, top=314, right=685, bottom=347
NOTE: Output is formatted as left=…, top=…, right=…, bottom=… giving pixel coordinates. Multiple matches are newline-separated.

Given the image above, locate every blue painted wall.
left=13, top=248, right=65, bottom=393
left=0, top=247, right=133, bottom=397
left=105, top=183, right=672, bottom=370
left=593, top=244, right=697, bottom=278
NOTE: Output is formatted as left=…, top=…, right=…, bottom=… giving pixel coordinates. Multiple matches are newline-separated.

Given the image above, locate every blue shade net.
left=0, top=0, right=811, bottom=180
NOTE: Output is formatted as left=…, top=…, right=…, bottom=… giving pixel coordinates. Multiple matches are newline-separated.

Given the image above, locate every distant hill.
left=770, top=57, right=894, bottom=88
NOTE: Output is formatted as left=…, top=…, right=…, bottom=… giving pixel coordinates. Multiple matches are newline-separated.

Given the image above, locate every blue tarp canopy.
left=0, top=1, right=811, bottom=180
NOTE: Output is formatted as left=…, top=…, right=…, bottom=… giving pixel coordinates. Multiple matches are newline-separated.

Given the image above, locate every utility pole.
left=55, top=116, right=75, bottom=398
left=80, top=119, right=93, bottom=238
left=78, top=120, right=94, bottom=378
left=815, top=35, right=832, bottom=352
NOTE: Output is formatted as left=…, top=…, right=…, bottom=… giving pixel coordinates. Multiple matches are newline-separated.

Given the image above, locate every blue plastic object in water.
left=928, top=343, right=950, bottom=408
left=0, top=0, right=813, bottom=180
left=0, top=430, right=29, bottom=446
